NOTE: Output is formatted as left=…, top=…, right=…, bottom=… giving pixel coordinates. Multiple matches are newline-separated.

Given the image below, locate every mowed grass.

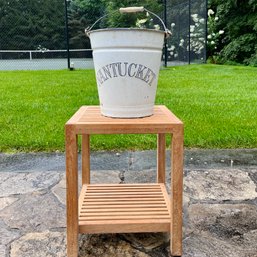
left=157, top=65, right=257, bottom=148
left=0, top=64, right=256, bottom=152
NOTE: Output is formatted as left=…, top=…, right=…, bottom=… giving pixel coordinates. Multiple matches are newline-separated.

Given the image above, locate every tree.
left=0, top=0, right=66, bottom=51
left=67, top=0, right=105, bottom=49
left=208, top=0, right=257, bottom=65
left=67, top=0, right=163, bottom=49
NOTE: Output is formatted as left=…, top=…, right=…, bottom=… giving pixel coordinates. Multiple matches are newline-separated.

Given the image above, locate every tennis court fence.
left=0, top=0, right=207, bottom=70
left=0, top=49, right=94, bottom=70
left=0, top=49, right=92, bottom=60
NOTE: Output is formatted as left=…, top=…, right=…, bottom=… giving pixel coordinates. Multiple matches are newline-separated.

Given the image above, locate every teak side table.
left=65, top=105, right=183, bottom=257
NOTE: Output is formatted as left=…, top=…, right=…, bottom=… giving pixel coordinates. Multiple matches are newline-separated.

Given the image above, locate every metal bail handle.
left=85, top=6, right=171, bottom=38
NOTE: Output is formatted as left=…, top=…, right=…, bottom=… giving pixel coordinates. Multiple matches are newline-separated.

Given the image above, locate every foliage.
left=206, top=9, right=224, bottom=63
left=0, top=0, right=66, bottom=50
left=102, top=0, right=163, bottom=28
left=208, top=0, right=257, bottom=65
left=1, top=65, right=257, bottom=152
left=1, top=0, right=256, bottom=65
left=221, top=34, right=256, bottom=64
left=67, top=0, right=105, bottom=49
left=66, top=0, right=163, bottom=49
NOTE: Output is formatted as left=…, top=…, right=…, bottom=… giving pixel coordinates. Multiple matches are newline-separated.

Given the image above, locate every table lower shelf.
left=78, top=183, right=171, bottom=234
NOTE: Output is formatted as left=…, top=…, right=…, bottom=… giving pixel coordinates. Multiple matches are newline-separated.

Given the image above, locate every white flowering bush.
left=189, top=13, right=206, bottom=56
left=167, top=13, right=206, bottom=62
left=207, top=9, right=224, bottom=63
left=167, top=23, right=182, bottom=60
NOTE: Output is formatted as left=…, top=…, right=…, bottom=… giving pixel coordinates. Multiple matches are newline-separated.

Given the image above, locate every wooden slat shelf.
left=78, top=183, right=171, bottom=234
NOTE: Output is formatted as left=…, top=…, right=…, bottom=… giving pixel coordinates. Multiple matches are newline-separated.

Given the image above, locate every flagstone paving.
left=0, top=150, right=257, bottom=257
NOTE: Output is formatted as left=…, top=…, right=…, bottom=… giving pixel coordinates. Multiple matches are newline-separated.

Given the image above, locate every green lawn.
left=0, top=64, right=256, bottom=152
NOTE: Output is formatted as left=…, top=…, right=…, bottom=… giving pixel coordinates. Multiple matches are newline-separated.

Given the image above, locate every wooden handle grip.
left=119, top=7, right=144, bottom=13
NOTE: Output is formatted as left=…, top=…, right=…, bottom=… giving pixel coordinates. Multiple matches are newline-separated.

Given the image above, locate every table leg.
left=157, top=133, right=166, bottom=183
left=66, top=126, right=79, bottom=257
left=170, top=127, right=183, bottom=256
left=82, top=134, right=90, bottom=184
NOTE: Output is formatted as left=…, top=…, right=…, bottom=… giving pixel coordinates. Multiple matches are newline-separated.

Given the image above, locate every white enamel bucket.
left=86, top=7, right=171, bottom=118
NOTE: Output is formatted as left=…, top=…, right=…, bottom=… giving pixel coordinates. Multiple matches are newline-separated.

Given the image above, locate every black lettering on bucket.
left=96, top=70, right=107, bottom=84
left=128, top=63, right=137, bottom=77
left=135, top=64, right=147, bottom=80
left=143, top=68, right=156, bottom=86
left=102, top=66, right=112, bottom=79
left=108, top=63, right=118, bottom=77
left=96, top=62, right=157, bottom=87
left=117, top=62, right=128, bottom=77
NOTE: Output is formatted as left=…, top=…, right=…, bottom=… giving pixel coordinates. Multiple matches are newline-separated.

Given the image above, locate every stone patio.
left=0, top=149, right=257, bottom=257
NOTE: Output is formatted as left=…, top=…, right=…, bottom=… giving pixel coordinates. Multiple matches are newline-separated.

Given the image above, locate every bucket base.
left=100, top=105, right=154, bottom=118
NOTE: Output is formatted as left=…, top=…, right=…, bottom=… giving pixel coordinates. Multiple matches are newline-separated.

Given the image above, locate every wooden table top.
left=66, top=105, right=183, bottom=134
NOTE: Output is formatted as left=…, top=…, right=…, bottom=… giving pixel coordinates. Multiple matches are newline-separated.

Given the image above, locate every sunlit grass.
left=0, top=64, right=256, bottom=152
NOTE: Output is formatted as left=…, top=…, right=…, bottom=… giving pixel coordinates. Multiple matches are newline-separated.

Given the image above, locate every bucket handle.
left=85, top=6, right=171, bottom=38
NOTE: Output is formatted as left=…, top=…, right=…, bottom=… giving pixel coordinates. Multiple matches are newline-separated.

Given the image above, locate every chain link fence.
left=164, top=0, right=207, bottom=65
left=0, top=0, right=69, bottom=70
left=0, top=0, right=206, bottom=70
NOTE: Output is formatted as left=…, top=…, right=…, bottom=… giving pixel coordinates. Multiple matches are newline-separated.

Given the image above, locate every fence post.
left=64, top=0, right=71, bottom=70
left=163, top=0, right=168, bottom=67
left=188, top=0, right=191, bottom=64
left=204, top=0, right=208, bottom=63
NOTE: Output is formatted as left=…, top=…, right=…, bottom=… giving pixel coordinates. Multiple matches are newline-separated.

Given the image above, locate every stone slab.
left=90, top=170, right=121, bottom=184
left=0, top=172, right=61, bottom=197
left=0, top=197, right=18, bottom=211
left=10, top=231, right=66, bottom=257
left=51, top=175, right=66, bottom=205
left=0, top=193, right=65, bottom=232
left=183, top=230, right=257, bottom=257
left=184, top=169, right=257, bottom=201
left=0, top=151, right=257, bottom=257
left=124, top=169, right=156, bottom=184
left=183, top=203, right=257, bottom=257
left=0, top=219, right=20, bottom=245
left=183, top=231, right=249, bottom=257
left=0, top=245, right=6, bottom=257
left=187, top=203, right=257, bottom=237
